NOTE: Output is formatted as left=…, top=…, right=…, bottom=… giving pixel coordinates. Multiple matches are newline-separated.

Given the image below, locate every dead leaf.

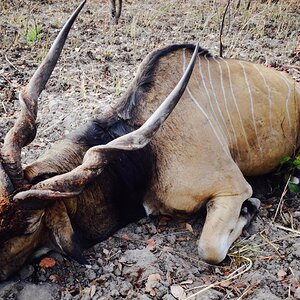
left=260, top=228, right=270, bottom=235
left=185, top=223, right=194, bottom=234
left=220, top=279, right=232, bottom=287
left=146, top=238, right=156, bottom=251
left=177, top=237, right=187, bottom=241
left=148, top=273, right=161, bottom=281
left=180, top=279, right=193, bottom=285
left=90, top=285, right=96, bottom=298
left=166, top=271, right=172, bottom=285
left=39, top=257, right=56, bottom=268
left=170, top=284, right=186, bottom=299
left=277, top=269, right=287, bottom=281
left=49, top=274, right=60, bottom=283
left=145, top=273, right=161, bottom=297
left=121, top=233, right=129, bottom=240
left=103, top=248, right=110, bottom=256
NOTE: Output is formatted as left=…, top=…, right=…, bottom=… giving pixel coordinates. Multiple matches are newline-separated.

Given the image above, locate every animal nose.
left=198, top=243, right=227, bottom=265
left=0, top=269, right=9, bottom=281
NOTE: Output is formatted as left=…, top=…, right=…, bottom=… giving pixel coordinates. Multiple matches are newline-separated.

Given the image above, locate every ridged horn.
left=1, top=0, right=86, bottom=191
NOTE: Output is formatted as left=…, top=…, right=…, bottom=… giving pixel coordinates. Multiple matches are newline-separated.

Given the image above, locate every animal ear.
left=44, top=201, right=87, bottom=264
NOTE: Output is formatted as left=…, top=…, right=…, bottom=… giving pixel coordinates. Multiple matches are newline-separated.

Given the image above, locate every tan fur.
left=126, top=50, right=299, bottom=262
left=131, top=51, right=299, bottom=212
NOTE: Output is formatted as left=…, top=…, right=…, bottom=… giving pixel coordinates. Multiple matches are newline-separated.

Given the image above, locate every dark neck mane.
left=82, top=44, right=211, bottom=131
left=115, top=43, right=211, bottom=121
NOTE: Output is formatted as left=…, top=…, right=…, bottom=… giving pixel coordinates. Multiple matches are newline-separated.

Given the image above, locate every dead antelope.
left=1, top=0, right=300, bottom=281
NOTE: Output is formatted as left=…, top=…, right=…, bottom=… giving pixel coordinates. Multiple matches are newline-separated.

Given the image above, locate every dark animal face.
left=0, top=165, right=46, bottom=280
left=0, top=212, right=44, bottom=281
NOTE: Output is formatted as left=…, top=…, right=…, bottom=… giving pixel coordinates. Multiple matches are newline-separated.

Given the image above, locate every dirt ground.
left=0, top=0, right=300, bottom=299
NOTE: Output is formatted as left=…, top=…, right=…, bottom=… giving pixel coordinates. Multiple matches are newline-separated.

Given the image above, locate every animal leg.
left=198, top=187, right=260, bottom=264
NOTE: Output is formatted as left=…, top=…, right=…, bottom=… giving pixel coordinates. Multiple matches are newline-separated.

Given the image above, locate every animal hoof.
left=242, top=197, right=260, bottom=215
left=241, top=198, right=261, bottom=228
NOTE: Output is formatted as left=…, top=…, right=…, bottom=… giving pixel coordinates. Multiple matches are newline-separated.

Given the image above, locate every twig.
left=284, top=65, right=300, bottom=71
left=274, top=224, right=300, bottom=236
left=272, top=174, right=291, bottom=223
left=5, top=55, right=19, bottom=71
left=0, top=73, right=12, bottom=84
left=259, top=231, right=284, bottom=259
left=219, top=0, right=231, bottom=57
left=185, top=257, right=252, bottom=299
left=106, top=249, right=121, bottom=261
left=237, top=284, right=255, bottom=300
left=1, top=102, right=8, bottom=114
left=237, top=283, right=259, bottom=300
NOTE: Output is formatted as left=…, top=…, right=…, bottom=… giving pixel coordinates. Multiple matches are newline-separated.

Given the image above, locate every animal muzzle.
left=198, top=237, right=229, bottom=265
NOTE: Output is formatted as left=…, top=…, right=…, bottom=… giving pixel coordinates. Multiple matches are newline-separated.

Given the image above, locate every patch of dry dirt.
left=0, top=0, right=300, bottom=299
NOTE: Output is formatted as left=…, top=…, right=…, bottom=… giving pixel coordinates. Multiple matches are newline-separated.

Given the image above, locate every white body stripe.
left=277, top=71, right=292, bottom=130
left=182, top=50, right=231, bottom=158
left=197, top=57, right=228, bottom=147
left=253, top=64, right=273, bottom=131
left=239, top=61, right=261, bottom=152
left=214, top=57, right=240, bottom=158
left=220, top=58, right=252, bottom=155
left=205, top=56, right=234, bottom=148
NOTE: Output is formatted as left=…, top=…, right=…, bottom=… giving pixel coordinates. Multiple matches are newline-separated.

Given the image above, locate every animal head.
left=0, top=1, right=199, bottom=280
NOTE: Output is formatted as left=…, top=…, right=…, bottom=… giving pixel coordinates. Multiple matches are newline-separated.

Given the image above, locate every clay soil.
left=0, top=0, right=300, bottom=299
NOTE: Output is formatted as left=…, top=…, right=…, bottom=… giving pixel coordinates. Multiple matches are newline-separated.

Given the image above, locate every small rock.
left=119, top=281, right=132, bottom=296
left=166, top=235, right=176, bottom=244
left=295, top=287, right=300, bottom=299
left=120, top=249, right=158, bottom=281
left=135, top=226, right=143, bottom=234
left=170, top=284, right=186, bottom=299
left=19, top=265, right=35, bottom=280
left=37, top=273, right=47, bottom=282
left=97, top=257, right=104, bottom=265
left=85, top=269, right=97, bottom=281
left=138, top=294, right=152, bottom=300
left=81, top=295, right=91, bottom=300
left=102, top=263, right=114, bottom=273
left=251, top=288, right=282, bottom=300
left=110, top=289, right=120, bottom=297
left=114, top=267, right=121, bottom=276
left=18, top=284, right=57, bottom=300
left=292, top=242, right=300, bottom=258
left=163, top=295, right=176, bottom=300
left=48, top=251, right=64, bottom=263
left=146, top=223, right=157, bottom=234
left=61, top=291, right=73, bottom=300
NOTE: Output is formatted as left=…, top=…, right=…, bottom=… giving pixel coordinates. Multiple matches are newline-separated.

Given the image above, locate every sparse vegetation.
left=25, top=21, right=41, bottom=45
